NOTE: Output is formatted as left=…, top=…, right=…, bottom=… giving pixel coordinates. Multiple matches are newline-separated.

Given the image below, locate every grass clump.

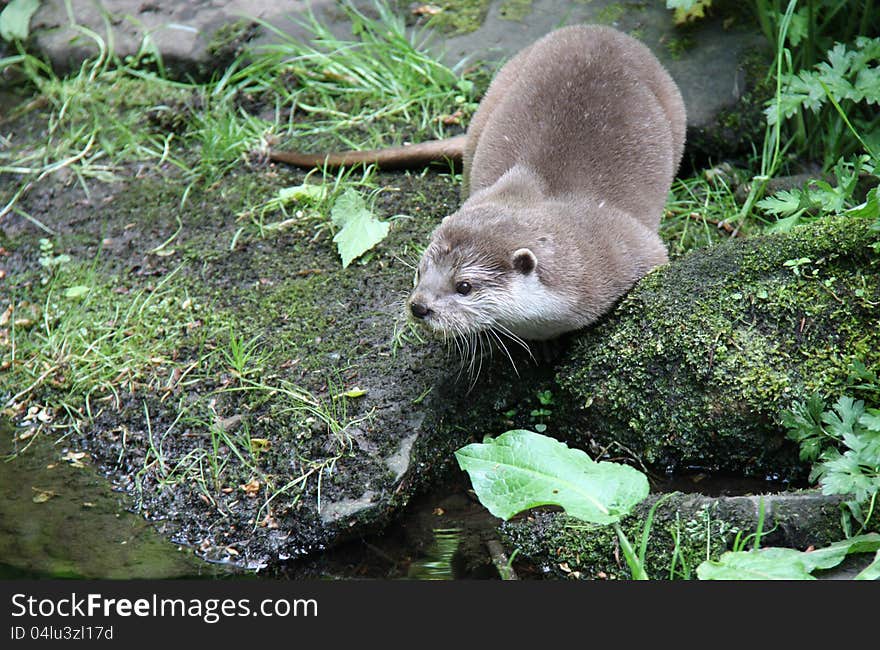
left=1, top=1, right=476, bottom=220
left=224, top=0, right=476, bottom=153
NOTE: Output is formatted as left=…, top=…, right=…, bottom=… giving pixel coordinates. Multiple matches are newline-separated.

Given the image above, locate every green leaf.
left=665, top=0, right=711, bottom=24
left=64, top=285, right=89, bottom=299
left=330, top=188, right=390, bottom=268
left=698, top=547, right=815, bottom=580
left=819, top=449, right=878, bottom=502
left=765, top=213, right=804, bottom=233
left=847, top=187, right=879, bottom=220
left=454, top=429, right=649, bottom=524
left=278, top=183, right=326, bottom=204
left=757, top=189, right=804, bottom=217
left=698, top=534, right=880, bottom=580
left=821, top=396, right=864, bottom=440
left=786, top=9, right=808, bottom=47
left=0, top=0, right=40, bottom=42
left=860, top=410, right=880, bottom=433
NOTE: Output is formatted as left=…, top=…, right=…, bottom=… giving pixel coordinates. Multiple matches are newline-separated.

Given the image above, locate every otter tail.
left=269, top=135, right=467, bottom=170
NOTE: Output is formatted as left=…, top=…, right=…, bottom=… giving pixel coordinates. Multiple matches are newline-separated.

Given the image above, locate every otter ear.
left=512, top=248, right=537, bottom=274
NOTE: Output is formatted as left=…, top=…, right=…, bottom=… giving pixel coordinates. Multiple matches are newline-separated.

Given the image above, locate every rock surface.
left=500, top=490, right=875, bottom=580
left=556, top=216, right=880, bottom=478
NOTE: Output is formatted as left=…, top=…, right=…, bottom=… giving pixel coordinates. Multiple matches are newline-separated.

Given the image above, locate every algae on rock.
left=500, top=491, right=853, bottom=580
left=557, top=216, right=880, bottom=477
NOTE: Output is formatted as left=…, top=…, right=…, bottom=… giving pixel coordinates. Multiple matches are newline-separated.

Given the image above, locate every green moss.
left=665, top=35, right=697, bottom=60
left=688, top=48, right=775, bottom=161
left=499, top=0, right=534, bottom=22
left=502, top=496, right=740, bottom=580
left=206, top=19, right=260, bottom=67
left=425, top=0, right=492, bottom=35
left=500, top=491, right=857, bottom=580
left=558, top=216, right=880, bottom=477
left=595, top=2, right=626, bottom=24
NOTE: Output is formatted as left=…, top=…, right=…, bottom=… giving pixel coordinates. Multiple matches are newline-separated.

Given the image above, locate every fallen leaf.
left=32, top=488, right=58, bottom=503
left=240, top=478, right=261, bottom=497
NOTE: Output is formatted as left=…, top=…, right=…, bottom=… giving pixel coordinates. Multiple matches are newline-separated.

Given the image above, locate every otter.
left=272, top=26, right=686, bottom=343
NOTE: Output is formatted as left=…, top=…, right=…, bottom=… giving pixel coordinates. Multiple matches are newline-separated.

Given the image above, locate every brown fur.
left=271, top=26, right=687, bottom=341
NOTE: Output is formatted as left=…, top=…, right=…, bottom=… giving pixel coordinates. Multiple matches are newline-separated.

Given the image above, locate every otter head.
left=407, top=215, right=563, bottom=342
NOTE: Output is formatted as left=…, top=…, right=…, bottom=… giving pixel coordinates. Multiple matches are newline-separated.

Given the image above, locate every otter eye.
left=455, top=281, right=472, bottom=296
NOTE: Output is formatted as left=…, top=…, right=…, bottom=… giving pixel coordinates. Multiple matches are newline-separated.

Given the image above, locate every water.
left=0, top=418, right=793, bottom=580
left=0, top=420, right=226, bottom=579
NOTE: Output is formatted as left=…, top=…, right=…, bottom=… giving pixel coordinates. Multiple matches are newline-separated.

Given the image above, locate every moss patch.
left=501, top=491, right=856, bottom=580
left=424, top=0, right=492, bottom=35
left=499, top=0, right=534, bottom=22
left=686, top=48, right=774, bottom=164
left=557, top=216, right=880, bottom=478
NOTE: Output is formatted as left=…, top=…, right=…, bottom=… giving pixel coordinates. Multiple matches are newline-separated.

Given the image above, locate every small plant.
left=783, top=388, right=880, bottom=535
left=529, top=390, right=554, bottom=432
left=757, top=155, right=878, bottom=231
left=455, top=429, right=653, bottom=579
left=766, top=35, right=880, bottom=166
left=37, top=238, right=71, bottom=280
left=698, top=533, right=880, bottom=579
left=221, top=328, right=267, bottom=380
left=0, top=0, right=39, bottom=42
left=457, top=430, right=880, bottom=579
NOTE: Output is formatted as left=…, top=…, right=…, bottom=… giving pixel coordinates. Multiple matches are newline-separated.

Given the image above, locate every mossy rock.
left=557, top=216, right=880, bottom=478
left=500, top=491, right=855, bottom=580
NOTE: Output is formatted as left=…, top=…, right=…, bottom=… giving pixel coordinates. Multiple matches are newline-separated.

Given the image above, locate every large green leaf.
left=454, top=429, right=649, bottom=524
left=330, top=188, right=390, bottom=269
left=698, top=533, right=880, bottom=580
left=0, top=0, right=40, bottom=42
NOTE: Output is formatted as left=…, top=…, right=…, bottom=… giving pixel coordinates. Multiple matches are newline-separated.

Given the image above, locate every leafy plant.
left=455, top=429, right=652, bottom=579
left=330, top=188, right=391, bottom=269
left=757, top=155, right=877, bottom=231
left=784, top=389, right=880, bottom=534
left=698, top=533, right=880, bottom=579
left=0, top=0, right=39, bottom=42
left=767, top=35, right=880, bottom=166
left=666, top=0, right=713, bottom=25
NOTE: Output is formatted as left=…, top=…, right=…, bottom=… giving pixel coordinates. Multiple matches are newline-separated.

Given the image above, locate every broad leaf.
left=330, top=188, right=390, bottom=268
left=698, top=548, right=815, bottom=580
left=757, top=189, right=804, bottom=217
left=64, top=285, right=89, bottom=299
left=0, top=0, right=40, bottom=42
left=278, top=183, right=326, bottom=204
left=698, top=533, right=880, bottom=580
left=454, top=429, right=649, bottom=524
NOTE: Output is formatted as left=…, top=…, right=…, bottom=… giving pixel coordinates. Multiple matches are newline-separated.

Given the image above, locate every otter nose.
left=410, top=301, right=431, bottom=319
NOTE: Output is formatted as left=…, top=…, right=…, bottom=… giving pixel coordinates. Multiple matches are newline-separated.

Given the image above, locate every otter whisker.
left=488, top=327, right=520, bottom=377
left=493, top=322, right=534, bottom=362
